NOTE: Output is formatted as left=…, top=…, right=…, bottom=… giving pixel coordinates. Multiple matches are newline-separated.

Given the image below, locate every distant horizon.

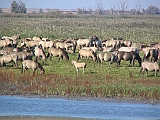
left=1, top=0, right=160, bottom=10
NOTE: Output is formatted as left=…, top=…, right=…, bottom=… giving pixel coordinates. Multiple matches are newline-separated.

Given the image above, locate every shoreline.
left=1, top=94, right=160, bottom=104
left=0, top=116, right=95, bottom=120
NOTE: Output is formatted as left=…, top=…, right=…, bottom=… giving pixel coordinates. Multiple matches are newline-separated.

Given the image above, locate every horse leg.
left=33, top=70, right=35, bottom=76
left=128, top=60, right=132, bottom=67
left=76, top=68, right=79, bottom=74
left=155, top=70, right=158, bottom=77
left=117, top=59, right=121, bottom=67
left=139, top=68, right=143, bottom=76
left=142, top=69, right=145, bottom=77
left=145, top=69, right=148, bottom=77
left=50, top=54, right=52, bottom=61
left=83, top=67, right=85, bottom=74
left=132, top=60, right=135, bottom=67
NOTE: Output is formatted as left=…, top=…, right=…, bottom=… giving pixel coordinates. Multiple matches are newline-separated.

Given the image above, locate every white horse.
left=72, top=60, right=86, bottom=74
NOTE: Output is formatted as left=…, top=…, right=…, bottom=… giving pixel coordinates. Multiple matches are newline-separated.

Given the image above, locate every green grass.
left=0, top=14, right=160, bottom=101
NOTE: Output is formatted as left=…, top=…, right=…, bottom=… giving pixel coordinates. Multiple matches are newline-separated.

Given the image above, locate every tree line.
left=0, top=0, right=159, bottom=15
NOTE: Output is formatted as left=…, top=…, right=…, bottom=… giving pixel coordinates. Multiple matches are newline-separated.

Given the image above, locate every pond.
left=0, top=96, right=160, bottom=119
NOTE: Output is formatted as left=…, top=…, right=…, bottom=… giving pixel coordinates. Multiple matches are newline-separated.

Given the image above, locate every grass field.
left=0, top=14, right=160, bottom=101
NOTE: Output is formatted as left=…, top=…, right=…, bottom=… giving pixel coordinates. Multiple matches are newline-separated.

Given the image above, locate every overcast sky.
left=0, top=0, right=160, bottom=10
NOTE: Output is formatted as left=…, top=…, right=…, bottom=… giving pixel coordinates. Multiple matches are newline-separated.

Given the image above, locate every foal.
left=72, top=60, right=86, bottom=74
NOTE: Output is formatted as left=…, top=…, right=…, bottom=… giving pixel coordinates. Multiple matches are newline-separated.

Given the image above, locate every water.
left=0, top=96, right=160, bottom=119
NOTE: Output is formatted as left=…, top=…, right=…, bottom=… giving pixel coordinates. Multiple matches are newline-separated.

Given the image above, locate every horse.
left=81, top=47, right=98, bottom=53
left=47, top=47, right=69, bottom=61
left=121, top=40, right=132, bottom=47
left=55, top=42, right=73, bottom=50
left=111, top=51, right=141, bottom=67
left=77, top=38, right=91, bottom=49
left=72, top=60, right=86, bottom=74
left=0, top=54, right=18, bottom=67
left=22, top=60, right=45, bottom=76
left=32, top=36, right=42, bottom=42
left=97, top=52, right=117, bottom=65
left=34, top=46, right=46, bottom=61
left=11, top=50, right=34, bottom=61
left=102, top=46, right=115, bottom=52
left=0, top=39, right=13, bottom=49
left=78, top=49, right=97, bottom=61
left=65, top=39, right=77, bottom=53
left=2, top=34, right=20, bottom=40
left=39, top=40, right=54, bottom=49
left=2, top=34, right=20, bottom=48
left=143, top=47, right=158, bottom=62
left=105, top=38, right=117, bottom=48
left=140, top=61, right=159, bottom=77
left=89, top=36, right=102, bottom=49
left=118, top=47, right=139, bottom=55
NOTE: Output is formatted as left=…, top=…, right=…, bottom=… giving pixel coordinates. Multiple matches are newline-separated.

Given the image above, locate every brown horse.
left=47, top=47, right=69, bottom=61
left=22, top=60, right=45, bottom=76
left=111, top=51, right=141, bottom=67
left=140, top=61, right=159, bottom=77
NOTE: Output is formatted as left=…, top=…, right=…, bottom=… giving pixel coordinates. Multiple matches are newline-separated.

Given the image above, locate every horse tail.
left=62, top=50, right=69, bottom=60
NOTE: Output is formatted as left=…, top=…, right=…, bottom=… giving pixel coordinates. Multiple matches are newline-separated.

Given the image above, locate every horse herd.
left=0, top=34, right=160, bottom=77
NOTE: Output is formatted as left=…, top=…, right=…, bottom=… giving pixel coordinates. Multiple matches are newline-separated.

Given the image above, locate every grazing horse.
left=97, top=52, right=117, bottom=65
left=22, top=60, right=45, bottom=76
left=47, top=47, right=69, bottom=61
left=78, top=49, right=97, bottom=61
left=0, top=54, right=18, bottom=67
left=140, top=61, right=159, bottom=77
left=112, top=51, right=141, bottom=67
left=34, top=46, right=46, bottom=61
left=72, top=60, right=86, bottom=74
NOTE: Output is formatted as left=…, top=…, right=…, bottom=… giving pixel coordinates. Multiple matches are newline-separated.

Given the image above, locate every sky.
left=0, top=0, right=160, bottom=10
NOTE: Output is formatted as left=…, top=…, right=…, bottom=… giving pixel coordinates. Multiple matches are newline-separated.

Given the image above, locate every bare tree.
left=95, top=1, right=104, bottom=15
left=114, top=1, right=129, bottom=14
